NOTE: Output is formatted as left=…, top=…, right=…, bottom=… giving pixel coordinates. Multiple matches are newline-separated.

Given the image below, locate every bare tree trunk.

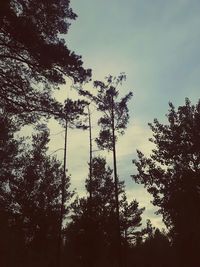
left=111, top=99, right=123, bottom=267
left=88, top=105, right=93, bottom=199
left=57, top=119, right=68, bottom=267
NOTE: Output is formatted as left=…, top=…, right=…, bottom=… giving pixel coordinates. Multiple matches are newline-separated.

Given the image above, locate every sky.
left=46, top=0, right=200, bottom=229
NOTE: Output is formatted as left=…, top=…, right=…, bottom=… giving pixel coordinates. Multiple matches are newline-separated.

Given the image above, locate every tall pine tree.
left=80, top=74, right=133, bottom=267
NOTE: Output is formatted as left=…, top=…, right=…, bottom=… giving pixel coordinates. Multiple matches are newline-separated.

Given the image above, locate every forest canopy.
left=0, top=0, right=91, bottom=122
left=0, top=1, right=199, bottom=267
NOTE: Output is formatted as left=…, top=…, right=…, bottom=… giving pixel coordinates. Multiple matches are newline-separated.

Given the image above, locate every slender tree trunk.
left=87, top=105, right=95, bottom=267
left=111, top=99, right=123, bottom=267
left=88, top=105, right=93, bottom=199
left=57, top=119, right=68, bottom=267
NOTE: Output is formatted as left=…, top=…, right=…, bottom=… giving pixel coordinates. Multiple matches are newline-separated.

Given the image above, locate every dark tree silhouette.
left=79, top=74, right=133, bottom=267
left=65, top=156, right=143, bottom=267
left=65, top=157, right=117, bottom=267
left=129, top=220, right=171, bottom=267
left=0, top=0, right=91, bottom=122
left=132, top=98, right=200, bottom=267
left=57, top=98, right=88, bottom=266
left=0, top=122, right=73, bottom=267
left=0, top=110, right=23, bottom=267
left=120, top=194, right=144, bottom=267
left=120, top=194, right=144, bottom=243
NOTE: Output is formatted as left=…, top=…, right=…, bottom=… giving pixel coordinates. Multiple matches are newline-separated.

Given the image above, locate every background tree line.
left=0, top=1, right=200, bottom=267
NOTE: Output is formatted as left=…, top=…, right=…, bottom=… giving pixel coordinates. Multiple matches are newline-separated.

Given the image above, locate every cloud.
left=22, top=0, right=200, bottom=230
left=47, top=110, right=165, bottom=228
left=117, top=120, right=154, bottom=158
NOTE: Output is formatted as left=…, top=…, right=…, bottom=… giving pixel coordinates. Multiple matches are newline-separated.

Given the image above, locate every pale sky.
left=46, top=0, right=200, bottom=229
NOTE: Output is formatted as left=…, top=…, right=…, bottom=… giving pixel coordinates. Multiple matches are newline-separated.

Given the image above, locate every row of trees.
left=0, top=118, right=71, bottom=266
left=0, top=111, right=170, bottom=267
left=0, top=1, right=200, bottom=267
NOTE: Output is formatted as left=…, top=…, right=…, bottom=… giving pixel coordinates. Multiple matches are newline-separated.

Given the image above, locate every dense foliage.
left=64, top=157, right=144, bottom=267
left=0, top=0, right=91, bottom=122
left=0, top=116, right=72, bottom=266
left=133, top=98, right=200, bottom=266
